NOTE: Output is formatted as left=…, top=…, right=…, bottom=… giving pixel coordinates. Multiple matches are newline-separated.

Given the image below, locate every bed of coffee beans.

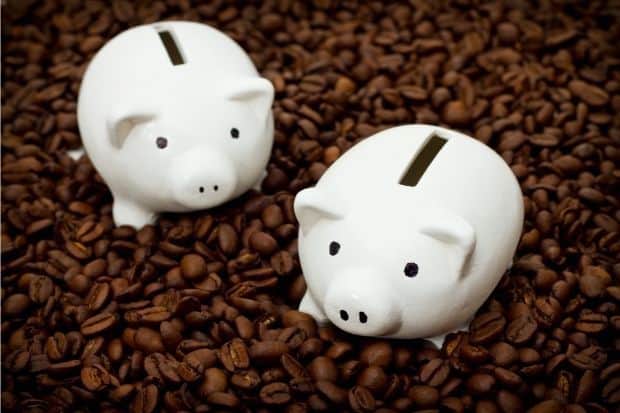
left=2, top=1, right=619, bottom=412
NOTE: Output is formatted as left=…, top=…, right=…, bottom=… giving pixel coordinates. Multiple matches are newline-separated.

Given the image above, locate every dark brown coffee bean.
left=527, top=399, right=563, bottom=413
left=349, top=385, right=375, bottom=412
left=270, top=250, right=294, bottom=276
left=81, top=313, right=117, bottom=336
left=308, top=356, right=338, bottom=382
left=131, top=383, right=158, bottom=413
left=575, top=311, right=607, bottom=333
left=80, top=364, right=110, bottom=391
left=316, top=380, right=348, bottom=404
left=200, top=367, right=228, bottom=396
left=260, top=382, right=291, bottom=405
left=357, top=366, right=387, bottom=395
left=219, top=338, right=250, bottom=371
left=249, top=231, right=279, bottom=256
left=217, top=223, right=238, bottom=256
left=249, top=341, right=289, bottom=363
left=281, top=353, right=308, bottom=379
left=470, top=312, right=506, bottom=344
left=231, top=369, right=261, bottom=389
left=3, top=293, right=30, bottom=317
left=180, top=254, right=207, bottom=280
left=506, top=314, right=538, bottom=344
left=466, top=373, right=496, bottom=395
left=125, top=306, right=171, bottom=324
left=408, top=385, right=439, bottom=408
left=360, top=341, right=392, bottom=367
left=568, top=80, right=609, bottom=106
left=419, top=358, right=450, bottom=387
left=134, top=327, right=165, bottom=353
left=569, top=346, right=607, bottom=370
left=28, top=275, right=54, bottom=304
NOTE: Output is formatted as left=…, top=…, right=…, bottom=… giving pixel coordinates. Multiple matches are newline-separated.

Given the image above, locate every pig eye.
left=156, top=137, right=168, bottom=149
left=404, top=262, right=418, bottom=278
left=329, top=241, right=340, bottom=256
left=230, top=128, right=239, bottom=139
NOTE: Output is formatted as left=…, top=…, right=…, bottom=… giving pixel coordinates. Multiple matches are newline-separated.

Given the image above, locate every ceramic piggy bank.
left=77, top=21, right=274, bottom=228
left=295, top=125, right=524, bottom=346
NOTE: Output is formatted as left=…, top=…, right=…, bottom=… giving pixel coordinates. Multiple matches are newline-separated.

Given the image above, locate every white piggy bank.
left=77, top=21, right=274, bottom=228
left=295, top=125, right=524, bottom=346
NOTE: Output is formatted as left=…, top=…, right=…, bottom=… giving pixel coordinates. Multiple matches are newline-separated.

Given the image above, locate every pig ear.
left=294, top=188, right=345, bottom=235
left=419, top=213, right=476, bottom=278
left=107, top=108, right=158, bottom=149
left=225, top=78, right=274, bottom=122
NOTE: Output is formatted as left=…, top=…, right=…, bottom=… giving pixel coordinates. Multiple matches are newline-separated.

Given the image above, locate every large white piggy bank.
left=77, top=21, right=274, bottom=228
left=295, top=125, right=524, bottom=346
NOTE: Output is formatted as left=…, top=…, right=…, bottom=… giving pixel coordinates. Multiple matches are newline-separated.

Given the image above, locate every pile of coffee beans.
left=2, top=1, right=619, bottom=412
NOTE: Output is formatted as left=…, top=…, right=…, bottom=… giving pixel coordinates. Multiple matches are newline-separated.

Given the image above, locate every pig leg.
left=112, top=197, right=156, bottom=228
left=299, top=291, right=328, bottom=324
left=426, top=334, right=447, bottom=350
left=252, top=170, right=267, bottom=191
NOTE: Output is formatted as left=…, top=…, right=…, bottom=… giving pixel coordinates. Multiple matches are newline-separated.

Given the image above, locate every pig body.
left=294, top=125, right=523, bottom=344
left=78, top=21, right=274, bottom=228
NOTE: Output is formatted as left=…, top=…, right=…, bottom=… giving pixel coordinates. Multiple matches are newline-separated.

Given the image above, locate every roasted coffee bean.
left=259, top=382, right=291, bottom=405
left=131, top=383, right=158, bottom=413
left=80, top=313, right=117, bottom=336
left=219, top=338, right=250, bottom=371
left=408, top=385, right=439, bottom=408
left=180, top=254, right=208, bottom=281
left=470, top=312, right=506, bottom=344
left=349, top=385, right=375, bottom=412
left=360, top=341, right=392, bottom=367
left=80, top=364, right=111, bottom=391
left=506, top=314, right=538, bottom=344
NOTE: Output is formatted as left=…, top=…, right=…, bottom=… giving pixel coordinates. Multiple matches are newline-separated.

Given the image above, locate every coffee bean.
left=408, top=385, right=439, bottom=408
left=506, top=314, right=538, bottom=344
left=360, top=341, right=392, bottom=367
left=134, top=327, right=165, bottom=353
left=357, top=366, right=388, bottom=395
left=200, top=367, right=228, bottom=396
left=249, top=231, right=279, bottom=256
left=219, top=338, right=250, bottom=372
left=131, top=383, right=158, bottom=413
left=81, top=313, right=117, bottom=336
left=308, top=356, right=338, bottom=382
left=470, top=312, right=506, bottom=344
left=180, top=254, right=207, bottom=281
left=419, top=358, right=450, bottom=387
left=80, top=364, right=110, bottom=391
left=3, top=293, right=30, bottom=317
left=466, top=373, right=496, bottom=395
left=349, top=385, right=375, bottom=412
left=249, top=340, right=289, bottom=363
left=217, top=223, right=238, bottom=256
left=260, top=382, right=291, bottom=405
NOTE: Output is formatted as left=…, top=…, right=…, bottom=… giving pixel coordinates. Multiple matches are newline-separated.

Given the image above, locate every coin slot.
left=157, top=29, right=185, bottom=65
left=399, top=133, right=447, bottom=187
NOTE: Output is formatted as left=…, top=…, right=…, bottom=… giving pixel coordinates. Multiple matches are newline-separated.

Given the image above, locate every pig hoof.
left=112, top=199, right=157, bottom=229
left=67, top=148, right=85, bottom=161
left=299, top=292, right=328, bottom=324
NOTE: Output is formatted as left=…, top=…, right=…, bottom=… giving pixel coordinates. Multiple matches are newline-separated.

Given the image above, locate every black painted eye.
left=404, top=262, right=418, bottom=278
left=156, top=137, right=168, bottom=149
left=230, top=128, right=239, bottom=139
left=329, top=241, right=340, bottom=256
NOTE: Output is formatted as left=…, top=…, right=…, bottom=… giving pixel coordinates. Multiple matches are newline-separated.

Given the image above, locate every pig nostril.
left=359, top=312, right=368, bottom=323
left=339, top=310, right=349, bottom=321
left=199, top=187, right=205, bottom=193
left=213, top=185, right=218, bottom=191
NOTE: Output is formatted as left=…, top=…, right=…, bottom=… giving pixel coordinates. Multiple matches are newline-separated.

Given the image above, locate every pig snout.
left=170, top=148, right=237, bottom=209
left=323, top=270, right=401, bottom=337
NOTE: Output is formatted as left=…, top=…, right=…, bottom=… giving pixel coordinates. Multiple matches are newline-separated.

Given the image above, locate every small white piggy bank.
left=77, top=21, right=274, bottom=228
left=295, top=125, right=524, bottom=346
